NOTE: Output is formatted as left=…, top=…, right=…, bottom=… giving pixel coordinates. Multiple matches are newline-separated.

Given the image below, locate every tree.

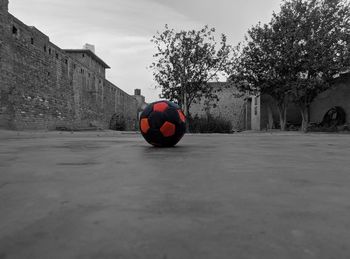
left=231, top=0, right=350, bottom=131
left=150, top=25, right=234, bottom=120
left=230, top=23, right=291, bottom=130
left=271, top=0, right=350, bottom=131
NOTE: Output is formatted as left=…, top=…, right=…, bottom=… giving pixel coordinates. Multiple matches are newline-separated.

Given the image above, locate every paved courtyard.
left=0, top=130, right=350, bottom=259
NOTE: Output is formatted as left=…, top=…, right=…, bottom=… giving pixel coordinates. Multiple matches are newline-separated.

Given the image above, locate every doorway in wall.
left=245, top=98, right=252, bottom=130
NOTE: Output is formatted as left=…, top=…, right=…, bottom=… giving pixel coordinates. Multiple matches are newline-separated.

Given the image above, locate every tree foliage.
left=150, top=25, right=234, bottom=118
left=231, top=0, right=350, bottom=131
left=273, top=0, right=350, bottom=130
left=230, top=23, right=291, bottom=130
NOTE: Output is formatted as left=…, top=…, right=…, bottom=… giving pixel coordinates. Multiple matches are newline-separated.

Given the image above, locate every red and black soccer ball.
left=139, top=100, right=186, bottom=147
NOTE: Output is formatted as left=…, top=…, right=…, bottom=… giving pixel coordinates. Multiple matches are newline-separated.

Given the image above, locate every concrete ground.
left=0, top=130, right=350, bottom=259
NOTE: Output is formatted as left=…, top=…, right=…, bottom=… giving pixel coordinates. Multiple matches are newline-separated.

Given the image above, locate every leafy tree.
left=230, top=23, right=290, bottom=130
left=232, top=0, right=350, bottom=131
left=150, top=25, right=234, bottom=120
left=271, top=0, right=350, bottom=131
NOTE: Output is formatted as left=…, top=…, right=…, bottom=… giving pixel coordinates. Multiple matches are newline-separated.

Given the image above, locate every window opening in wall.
left=12, top=26, right=18, bottom=35
left=82, top=54, right=85, bottom=58
left=44, top=45, right=47, bottom=52
left=49, top=48, right=51, bottom=54
left=65, top=59, right=68, bottom=64
left=56, top=53, right=59, bottom=59
left=31, top=38, right=34, bottom=44
left=47, top=72, right=51, bottom=76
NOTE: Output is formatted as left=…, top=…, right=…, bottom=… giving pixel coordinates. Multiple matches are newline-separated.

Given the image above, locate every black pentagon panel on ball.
left=163, top=107, right=180, bottom=125
left=143, top=128, right=164, bottom=147
left=175, top=122, right=186, bottom=138
left=148, top=111, right=165, bottom=129
left=139, top=100, right=186, bottom=147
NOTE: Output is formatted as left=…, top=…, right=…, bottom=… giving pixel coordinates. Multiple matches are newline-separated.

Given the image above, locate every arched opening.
left=321, top=106, right=346, bottom=127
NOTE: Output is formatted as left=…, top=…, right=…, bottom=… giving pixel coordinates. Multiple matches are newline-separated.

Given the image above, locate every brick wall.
left=0, top=3, right=138, bottom=130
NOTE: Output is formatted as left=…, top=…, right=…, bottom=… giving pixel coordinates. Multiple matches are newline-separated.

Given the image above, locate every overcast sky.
left=9, top=0, right=281, bottom=102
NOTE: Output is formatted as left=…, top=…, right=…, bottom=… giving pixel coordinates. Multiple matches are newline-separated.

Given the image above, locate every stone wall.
left=181, top=76, right=350, bottom=131
left=0, top=1, right=138, bottom=130
left=310, top=73, right=350, bottom=124
left=190, top=82, right=247, bottom=131
left=65, top=50, right=107, bottom=78
left=258, top=74, right=350, bottom=129
left=188, top=77, right=350, bottom=131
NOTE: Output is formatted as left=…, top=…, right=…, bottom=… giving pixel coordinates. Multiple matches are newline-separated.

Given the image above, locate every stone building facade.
left=253, top=73, right=350, bottom=130
left=0, top=0, right=139, bottom=130
left=310, top=73, right=350, bottom=125
left=190, top=74, right=350, bottom=131
left=190, top=82, right=248, bottom=131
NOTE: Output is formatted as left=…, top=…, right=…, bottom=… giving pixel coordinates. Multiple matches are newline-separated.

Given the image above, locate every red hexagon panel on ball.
left=139, top=101, right=186, bottom=147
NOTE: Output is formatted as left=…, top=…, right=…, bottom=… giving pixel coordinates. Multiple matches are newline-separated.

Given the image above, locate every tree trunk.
left=300, top=106, right=309, bottom=132
left=182, top=90, right=190, bottom=132
left=267, top=106, right=274, bottom=130
left=185, top=107, right=191, bottom=133
left=277, top=105, right=287, bottom=131
left=183, top=90, right=188, bottom=117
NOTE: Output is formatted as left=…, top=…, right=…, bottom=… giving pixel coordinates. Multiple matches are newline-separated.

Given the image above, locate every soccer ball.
left=139, top=100, right=186, bottom=147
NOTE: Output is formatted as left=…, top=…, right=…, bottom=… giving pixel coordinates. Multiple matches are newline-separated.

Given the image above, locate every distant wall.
left=0, top=4, right=137, bottom=130
left=258, top=74, right=350, bottom=129
left=0, top=0, right=8, bottom=12
left=187, top=77, right=350, bottom=131
left=310, top=74, right=350, bottom=124
left=65, top=51, right=106, bottom=78
left=260, top=95, right=301, bottom=130
left=190, top=83, right=247, bottom=131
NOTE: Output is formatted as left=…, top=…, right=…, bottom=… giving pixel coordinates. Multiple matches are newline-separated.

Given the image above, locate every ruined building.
left=0, top=0, right=142, bottom=130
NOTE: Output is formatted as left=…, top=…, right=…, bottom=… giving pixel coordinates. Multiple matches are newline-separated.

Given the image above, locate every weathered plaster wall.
left=190, top=83, right=247, bottom=131
left=310, top=74, right=350, bottom=124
